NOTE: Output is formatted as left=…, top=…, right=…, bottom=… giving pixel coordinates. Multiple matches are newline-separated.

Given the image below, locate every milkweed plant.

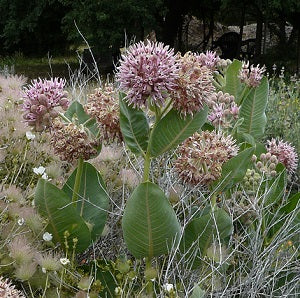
left=0, top=41, right=299, bottom=297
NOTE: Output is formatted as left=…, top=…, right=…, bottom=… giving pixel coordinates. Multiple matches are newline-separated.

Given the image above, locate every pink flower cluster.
left=116, top=41, right=179, bottom=108
left=239, top=61, right=266, bottom=87
left=50, top=119, right=99, bottom=163
left=266, top=138, right=298, bottom=173
left=207, top=91, right=239, bottom=128
left=171, top=51, right=215, bottom=117
left=22, top=78, right=69, bottom=131
left=175, top=130, right=238, bottom=185
left=84, top=84, right=122, bottom=143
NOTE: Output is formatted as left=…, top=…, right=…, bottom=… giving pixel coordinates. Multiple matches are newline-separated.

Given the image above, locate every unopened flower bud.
left=260, top=153, right=266, bottom=161
left=251, top=155, right=257, bottom=162
left=269, top=163, right=276, bottom=170
left=265, top=152, right=271, bottom=160
left=271, top=170, right=277, bottom=177
left=256, top=161, right=263, bottom=168
left=270, top=155, right=278, bottom=163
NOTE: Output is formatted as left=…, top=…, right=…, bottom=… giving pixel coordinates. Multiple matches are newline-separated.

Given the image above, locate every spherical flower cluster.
left=266, top=138, right=298, bottom=173
left=175, top=130, right=238, bottom=185
left=239, top=61, right=266, bottom=87
left=171, top=52, right=215, bottom=117
left=116, top=40, right=179, bottom=108
left=207, top=91, right=239, bottom=128
left=50, top=119, right=99, bottom=163
left=22, top=78, right=69, bottom=131
left=84, top=84, right=122, bottom=143
left=0, top=276, right=25, bottom=298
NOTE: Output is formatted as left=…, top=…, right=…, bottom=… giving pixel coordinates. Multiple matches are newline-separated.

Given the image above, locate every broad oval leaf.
left=238, top=76, right=269, bottom=140
left=149, top=107, right=208, bottom=157
left=190, top=284, right=206, bottom=298
left=122, top=182, right=181, bottom=258
left=119, top=93, right=149, bottom=155
left=212, top=147, right=255, bottom=192
left=35, top=179, right=91, bottom=252
left=65, top=101, right=99, bottom=136
left=181, top=207, right=233, bottom=268
left=62, top=162, right=109, bottom=241
left=223, top=59, right=243, bottom=99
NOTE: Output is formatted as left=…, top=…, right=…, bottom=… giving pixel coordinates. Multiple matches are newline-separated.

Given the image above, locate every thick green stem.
left=145, top=257, right=154, bottom=296
left=143, top=151, right=151, bottom=182
left=72, top=157, right=84, bottom=206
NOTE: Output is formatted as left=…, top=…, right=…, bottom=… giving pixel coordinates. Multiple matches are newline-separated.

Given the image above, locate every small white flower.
left=42, top=232, right=53, bottom=241
left=42, top=267, right=47, bottom=274
left=60, top=258, right=70, bottom=265
left=163, top=283, right=174, bottom=292
left=33, top=166, right=46, bottom=175
left=17, top=218, right=25, bottom=226
left=42, top=172, right=48, bottom=180
left=26, top=131, right=36, bottom=140
left=114, top=286, right=123, bottom=295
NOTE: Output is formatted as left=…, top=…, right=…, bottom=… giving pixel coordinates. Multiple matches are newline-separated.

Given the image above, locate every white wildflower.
left=163, top=283, right=174, bottom=292
left=60, top=258, right=70, bottom=265
left=17, top=218, right=25, bottom=226
left=42, top=172, right=49, bottom=180
left=26, top=131, right=36, bottom=140
left=41, top=267, right=47, bottom=274
left=42, top=232, right=53, bottom=242
left=33, top=166, right=46, bottom=175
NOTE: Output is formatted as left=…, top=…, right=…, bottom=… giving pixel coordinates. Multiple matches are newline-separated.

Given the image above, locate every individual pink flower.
left=266, top=138, right=298, bottom=173
left=116, top=40, right=179, bottom=108
left=239, top=61, right=266, bottom=87
left=171, top=52, right=215, bottom=117
left=175, top=130, right=238, bottom=185
left=22, top=78, right=69, bottom=131
left=197, top=50, right=221, bottom=71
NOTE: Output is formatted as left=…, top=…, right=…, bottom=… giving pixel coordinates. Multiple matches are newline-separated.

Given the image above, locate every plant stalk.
left=72, top=156, right=84, bottom=206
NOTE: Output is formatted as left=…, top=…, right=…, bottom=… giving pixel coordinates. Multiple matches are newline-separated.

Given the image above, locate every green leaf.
left=62, top=162, right=109, bottom=241
left=190, top=284, right=206, bottom=298
left=181, top=208, right=233, bottom=268
left=119, top=93, right=149, bottom=155
left=238, top=76, right=269, bottom=140
left=223, top=59, right=243, bottom=99
left=35, top=179, right=91, bottom=252
left=149, top=107, right=208, bottom=157
left=213, top=147, right=255, bottom=192
left=65, top=101, right=99, bottom=136
left=122, top=182, right=181, bottom=258
left=263, top=168, right=287, bottom=206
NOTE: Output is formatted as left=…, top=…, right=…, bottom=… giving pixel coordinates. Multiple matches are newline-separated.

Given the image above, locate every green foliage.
left=181, top=207, right=233, bottom=268
left=222, top=59, right=243, bottom=100
left=238, top=77, right=269, bottom=140
left=122, top=182, right=181, bottom=258
left=34, top=179, right=91, bottom=252
left=119, top=94, right=149, bottom=155
left=65, top=101, right=99, bottom=137
left=213, top=147, right=255, bottom=192
left=149, top=107, right=208, bottom=157
left=62, top=162, right=109, bottom=241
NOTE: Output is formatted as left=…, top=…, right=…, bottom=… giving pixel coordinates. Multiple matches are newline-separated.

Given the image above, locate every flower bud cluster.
left=0, top=276, right=25, bottom=297
left=252, top=153, right=278, bottom=177
left=50, top=119, right=99, bottom=163
left=239, top=61, right=266, bottom=87
left=243, top=169, right=261, bottom=188
left=171, top=51, right=215, bottom=117
left=22, top=78, right=69, bottom=131
left=84, top=84, right=122, bottom=143
left=206, top=91, right=239, bottom=128
left=175, top=130, right=238, bottom=185
left=266, top=138, right=298, bottom=174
